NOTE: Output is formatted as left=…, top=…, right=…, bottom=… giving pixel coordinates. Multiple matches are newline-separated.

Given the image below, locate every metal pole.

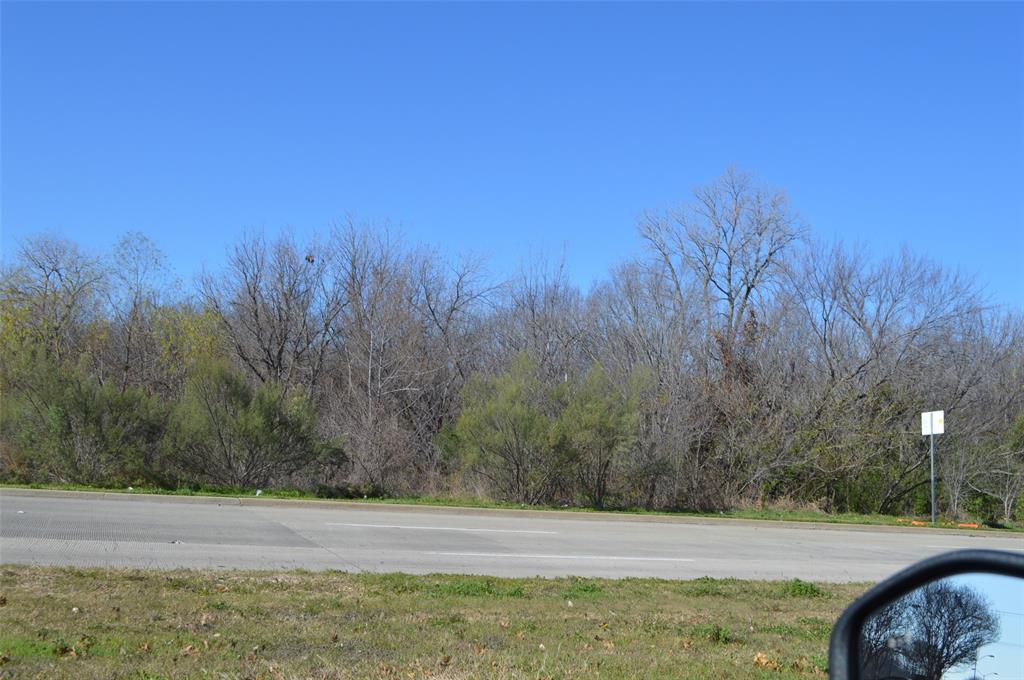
left=930, top=412, right=936, bottom=525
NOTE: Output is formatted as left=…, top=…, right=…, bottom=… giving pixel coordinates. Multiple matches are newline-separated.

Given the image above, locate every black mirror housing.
left=829, top=549, right=1024, bottom=680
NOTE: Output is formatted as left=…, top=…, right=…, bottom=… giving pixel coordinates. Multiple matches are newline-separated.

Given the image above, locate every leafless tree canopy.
left=2, top=169, right=1022, bottom=519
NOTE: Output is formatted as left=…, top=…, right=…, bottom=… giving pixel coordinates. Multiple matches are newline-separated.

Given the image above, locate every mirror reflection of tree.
left=859, top=580, right=999, bottom=680
left=861, top=597, right=910, bottom=679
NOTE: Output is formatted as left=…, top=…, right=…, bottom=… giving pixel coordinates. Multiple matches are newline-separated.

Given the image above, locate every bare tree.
left=633, top=169, right=804, bottom=509
left=200, top=231, right=346, bottom=393
left=969, top=444, right=1024, bottom=523
left=312, top=224, right=485, bottom=492
left=1, top=235, right=107, bottom=361
left=105, top=232, right=176, bottom=393
left=640, top=167, right=803, bottom=385
left=787, top=240, right=993, bottom=513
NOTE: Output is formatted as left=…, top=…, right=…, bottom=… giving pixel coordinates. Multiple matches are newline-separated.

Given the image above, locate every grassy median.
left=0, top=566, right=868, bottom=679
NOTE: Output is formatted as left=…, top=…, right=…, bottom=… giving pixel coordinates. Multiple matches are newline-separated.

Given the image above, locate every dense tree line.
left=2, top=170, right=1022, bottom=520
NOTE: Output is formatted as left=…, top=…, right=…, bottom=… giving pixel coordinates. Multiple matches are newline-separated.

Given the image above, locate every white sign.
left=921, top=410, right=945, bottom=436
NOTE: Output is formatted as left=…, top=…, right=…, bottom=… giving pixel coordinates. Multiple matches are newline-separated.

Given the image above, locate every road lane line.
left=926, top=545, right=1024, bottom=552
left=326, top=522, right=557, bottom=535
left=428, top=551, right=694, bottom=562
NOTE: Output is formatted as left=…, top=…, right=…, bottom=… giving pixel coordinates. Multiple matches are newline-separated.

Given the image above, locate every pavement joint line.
left=427, top=551, right=695, bottom=562
left=326, top=522, right=557, bottom=534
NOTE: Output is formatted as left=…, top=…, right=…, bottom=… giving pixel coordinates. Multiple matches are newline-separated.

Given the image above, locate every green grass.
left=0, top=481, right=314, bottom=500
left=3, top=481, right=1019, bottom=532
left=0, top=566, right=869, bottom=679
left=779, top=579, right=826, bottom=599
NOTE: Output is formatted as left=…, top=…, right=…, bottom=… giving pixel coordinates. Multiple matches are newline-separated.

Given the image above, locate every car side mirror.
left=829, top=550, right=1024, bottom=680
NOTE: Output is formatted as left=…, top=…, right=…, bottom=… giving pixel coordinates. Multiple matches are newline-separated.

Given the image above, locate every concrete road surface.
left=1, top=489, right=1020, bottom=581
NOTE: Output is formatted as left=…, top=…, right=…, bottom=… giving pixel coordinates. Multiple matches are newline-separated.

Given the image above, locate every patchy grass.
left=0, top=566, right=868, bottom=679
left=5, top=482, right=1017, bottom=532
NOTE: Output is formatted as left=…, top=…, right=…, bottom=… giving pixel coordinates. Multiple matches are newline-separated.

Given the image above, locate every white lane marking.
left=428, top=551, right=694, bottom=562
left=926, top=545, right=1024, bottom=552
left=326, top=522, right=556, bottom=535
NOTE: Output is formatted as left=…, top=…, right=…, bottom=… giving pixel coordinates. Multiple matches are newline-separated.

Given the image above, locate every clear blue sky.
left=2, top=2, right=1022, bottom=305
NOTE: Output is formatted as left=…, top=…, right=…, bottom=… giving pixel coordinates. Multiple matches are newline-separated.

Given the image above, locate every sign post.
left=921, top=410, right=945, bottom=525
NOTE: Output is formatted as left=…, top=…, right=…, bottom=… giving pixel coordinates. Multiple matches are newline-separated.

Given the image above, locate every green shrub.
left=781, top=578, right=826, bottom=598
left=454, top=354, right=570, bottom=505
left=164, top=360, right=343, bottom=489
left=0, top=353, right=168, bottom=486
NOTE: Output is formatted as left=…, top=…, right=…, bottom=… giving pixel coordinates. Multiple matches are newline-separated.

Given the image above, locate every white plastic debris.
left=255, top=489, right=262, bottom=496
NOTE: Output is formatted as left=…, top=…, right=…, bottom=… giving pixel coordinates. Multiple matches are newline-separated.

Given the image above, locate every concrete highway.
left=1, top=489, right=1021, bottom=581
